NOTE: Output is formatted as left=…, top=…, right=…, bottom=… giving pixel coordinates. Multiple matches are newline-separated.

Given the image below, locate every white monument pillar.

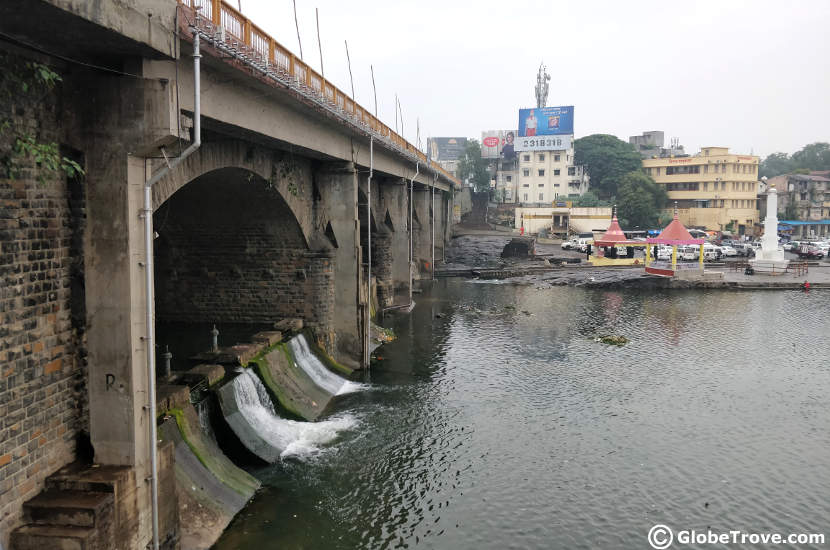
left=750, top=181, right=789, bottom=270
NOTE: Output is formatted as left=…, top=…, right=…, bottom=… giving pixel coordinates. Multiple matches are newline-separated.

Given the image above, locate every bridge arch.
left=151, top=163, right=330, bottom=335
left=152, top=140, right=316, bottom=248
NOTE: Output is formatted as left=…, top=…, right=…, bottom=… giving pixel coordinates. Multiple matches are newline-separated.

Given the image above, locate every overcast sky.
left=240, top=0, right=829, bottom=158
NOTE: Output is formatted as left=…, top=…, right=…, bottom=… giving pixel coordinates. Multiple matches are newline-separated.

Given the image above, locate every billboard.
left=429, top=137, right=467, bottom=162
left=480, top=130, right=518, bottom=161
left=518, top=105, right=574, bottom=137
left=515, top=134, right=572, bottom=152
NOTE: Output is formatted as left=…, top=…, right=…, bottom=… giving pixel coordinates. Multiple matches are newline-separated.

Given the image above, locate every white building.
left=515, top=147, right=589, bottom=205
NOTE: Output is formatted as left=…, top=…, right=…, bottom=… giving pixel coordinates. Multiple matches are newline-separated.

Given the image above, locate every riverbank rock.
left=501, top=237, right=536, bottom=258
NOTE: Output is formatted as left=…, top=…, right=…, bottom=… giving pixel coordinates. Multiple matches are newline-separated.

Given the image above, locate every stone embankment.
left=441, top=233, right=830, bottom=290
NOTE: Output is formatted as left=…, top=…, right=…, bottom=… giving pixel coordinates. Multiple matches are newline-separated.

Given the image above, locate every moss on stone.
left=303, top=329, right=354, bottom=377
left=248, top=356, right=305, bottom=421
left=168, top=406, right=259, bottom=497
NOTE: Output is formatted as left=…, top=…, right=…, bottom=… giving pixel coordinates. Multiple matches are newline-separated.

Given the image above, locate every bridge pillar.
left=372, top=178, right=413, bottom=307
left=313, top=161, right=362, bottom=368
left=81, top=67, right=178, bottom=550
left=413, top=187, right=433, bottom=277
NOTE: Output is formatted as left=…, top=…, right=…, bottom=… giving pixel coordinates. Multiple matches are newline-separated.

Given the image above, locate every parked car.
left=720, top=245, right=738, bottom=257
left=678, top=245, right=697, bottom=261
left=731, top=243, right=753, bottom=257
left=656, top=246, right=673, bottom=261
left=797, top=244, right=824, bottom=259
left=561, top=238, right=579, bottom=250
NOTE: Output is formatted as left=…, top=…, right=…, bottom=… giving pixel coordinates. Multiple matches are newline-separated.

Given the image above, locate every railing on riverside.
left=732, top=259, right=809, bottom=276
left=176, top=0, right=459, bottom=188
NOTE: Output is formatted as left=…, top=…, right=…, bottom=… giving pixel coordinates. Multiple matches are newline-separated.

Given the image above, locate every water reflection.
left=214, top=281, right=830, bottom=549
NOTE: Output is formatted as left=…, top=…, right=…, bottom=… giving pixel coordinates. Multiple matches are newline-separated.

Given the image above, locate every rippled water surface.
left=214, top=282, right=830, bottom=549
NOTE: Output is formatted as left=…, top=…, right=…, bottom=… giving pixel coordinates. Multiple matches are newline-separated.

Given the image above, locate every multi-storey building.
left=515, top=148, right=589, bottom=205
left=642, top=146, right=760, bottom=235
left=629, top=130, right=685, bottom=158
left=760, top=171, right=830, bottom=238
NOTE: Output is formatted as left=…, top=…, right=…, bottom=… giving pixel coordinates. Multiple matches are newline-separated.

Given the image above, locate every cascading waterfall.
left=289, top=334, right=365, bottom=396
left=233, top=369, right=356, bottom=459
left=195, top=397, right=218, bottom=444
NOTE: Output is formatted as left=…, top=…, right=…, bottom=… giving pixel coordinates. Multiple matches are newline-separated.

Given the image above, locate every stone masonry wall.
left=0, top=47, right=87, bottom=547
left=154, top=169, right=312, bottom=324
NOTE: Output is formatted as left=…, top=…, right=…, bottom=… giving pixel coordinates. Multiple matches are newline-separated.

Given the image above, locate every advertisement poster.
left=481, top=130, right=518, bottom=160
left=429, top=137, right=467, bottom=161
left=518, top=106, right=574, bottom=137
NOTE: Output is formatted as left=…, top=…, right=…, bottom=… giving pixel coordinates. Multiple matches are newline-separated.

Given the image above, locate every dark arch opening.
left=153, top=167, right=310, bottom=371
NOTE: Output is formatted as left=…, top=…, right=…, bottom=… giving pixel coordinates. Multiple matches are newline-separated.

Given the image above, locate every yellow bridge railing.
left=177, top=0, right=459, bottom=187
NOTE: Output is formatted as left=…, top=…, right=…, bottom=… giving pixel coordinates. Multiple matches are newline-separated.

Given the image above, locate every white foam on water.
left=233, top=369, right=357, bottom=459
left=288, top=334, right=366, bottom=395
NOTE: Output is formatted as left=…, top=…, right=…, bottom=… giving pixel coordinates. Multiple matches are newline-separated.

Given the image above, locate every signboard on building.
left=518, top=105, right=574, bottom=137
left=480, top=130, right=518, bottom=160
left=515, top=134, right=572, bottom=152
left=429, top=137, right=467, bottom=162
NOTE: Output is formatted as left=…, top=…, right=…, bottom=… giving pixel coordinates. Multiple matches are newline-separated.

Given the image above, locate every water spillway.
left=288, top=334, right=364, bottom=396
left=218, top=369, right=356, bottom=462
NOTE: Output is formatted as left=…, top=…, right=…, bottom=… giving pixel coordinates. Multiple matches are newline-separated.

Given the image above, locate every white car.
left=720, top=245, right=737, bottom=257
left=656, top=246, right=673, bottom=261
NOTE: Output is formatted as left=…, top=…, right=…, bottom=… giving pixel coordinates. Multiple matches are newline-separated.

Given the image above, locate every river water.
left=214, top=281, right=830, bottom=549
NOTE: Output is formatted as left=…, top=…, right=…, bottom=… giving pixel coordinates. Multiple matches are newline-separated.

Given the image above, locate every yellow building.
left=642, top=147, right=760, bottom=235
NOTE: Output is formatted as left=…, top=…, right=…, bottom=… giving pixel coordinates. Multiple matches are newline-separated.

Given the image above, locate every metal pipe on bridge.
left=141, top=27, right=202, bottom=550
left=409, top=162, right=419, bottom=307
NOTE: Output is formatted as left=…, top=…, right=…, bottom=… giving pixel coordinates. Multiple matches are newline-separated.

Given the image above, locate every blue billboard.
left=518, top=105, right=574, bottom=137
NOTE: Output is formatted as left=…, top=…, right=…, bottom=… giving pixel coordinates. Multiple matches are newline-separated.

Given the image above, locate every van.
left=678, top=246, right=697, bottom=261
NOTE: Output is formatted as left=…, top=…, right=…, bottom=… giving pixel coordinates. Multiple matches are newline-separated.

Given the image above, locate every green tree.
left=616, top=171, right=667, bottom=228
left=570, top=190, right=608, bottom=207
left=759, top=152, right=793, bottom=178
left=760, top=143, right=830, bottom=178
left=573, top=134, right=642, bottom=199
left=790, top=142, right=830, bottom=171
left=456, top=139, right=490, bottom=192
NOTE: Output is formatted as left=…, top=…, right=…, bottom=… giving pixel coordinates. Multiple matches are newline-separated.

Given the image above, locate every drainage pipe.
left=365, top=137, right=373, bottom=368
left=409, top=162, right=419, bottom=307
left=141, top=30, right=201, bottom=550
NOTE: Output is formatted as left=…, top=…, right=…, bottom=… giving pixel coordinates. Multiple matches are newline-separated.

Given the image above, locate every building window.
left=523, top=155, right=530, bottom=162
left=554, top=183, right=560, bottom=187
left=538, top=169, right=545, bottom=177
left=539, top=193, right=544, bottom=201
left=523, top=193, right=528, bottom=201
left=704, top=165, right=708, bottom=174
left=554, top=169, right=560, bottom=176
left=703, top=182, right=708, bottom=191
left=523, top=169, right=530, bottom=177
left=538, top=183, right=544, bottom=187
left=554, top=155, right=561, bottom=162
left=538, top=154, right=545, bottom=162
left=523, top=183, right=529, bottom=188
left=568, top=167, right=576, bottom=176
left=506, top=175, right=512, bottom=182
left=656, top=167, right=661, bottom=175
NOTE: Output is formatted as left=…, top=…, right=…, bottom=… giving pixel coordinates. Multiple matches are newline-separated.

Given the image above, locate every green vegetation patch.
left=168, top=406, right=259, bottom=497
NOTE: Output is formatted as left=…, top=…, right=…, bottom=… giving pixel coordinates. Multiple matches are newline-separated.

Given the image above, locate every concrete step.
left=45, top=462, right=132, bottom=494
left=10, top=524, right=95, bottom=550
left=23, top=489, right=113, bottom=528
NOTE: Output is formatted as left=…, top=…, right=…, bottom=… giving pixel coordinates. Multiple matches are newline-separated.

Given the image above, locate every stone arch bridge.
left=0, top=1, right=457, bottom=547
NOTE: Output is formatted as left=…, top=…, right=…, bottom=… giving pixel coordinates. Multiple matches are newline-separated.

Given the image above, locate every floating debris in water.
left=596, top=335, right=628, bottom=346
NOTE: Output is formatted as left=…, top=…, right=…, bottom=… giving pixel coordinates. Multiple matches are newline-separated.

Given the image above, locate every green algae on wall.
left=247, top=340, right=335, bottom=421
